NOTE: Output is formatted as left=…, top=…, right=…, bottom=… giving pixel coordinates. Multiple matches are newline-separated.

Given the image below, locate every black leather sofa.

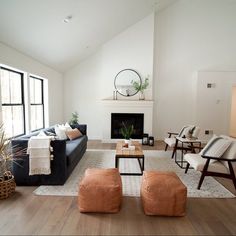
left=11, top=124, right=88, bottom=186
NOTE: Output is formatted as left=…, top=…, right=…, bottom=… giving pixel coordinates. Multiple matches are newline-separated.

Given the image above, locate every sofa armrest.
left=11, top=139, right=68, bottom=185
left=71, top=124, right=87, bottom=135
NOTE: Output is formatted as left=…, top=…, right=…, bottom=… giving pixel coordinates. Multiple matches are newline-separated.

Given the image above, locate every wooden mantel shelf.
left=101, top=99, right=154, bottom=107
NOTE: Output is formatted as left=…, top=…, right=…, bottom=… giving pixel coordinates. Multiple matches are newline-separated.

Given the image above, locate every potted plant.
left=69, top=111, right=79, bottom=125
left=132, top=76, right=149, bottom=100
left=0, top=125, right=25, bottom=199
left=120, top=122, right=134, bottom=146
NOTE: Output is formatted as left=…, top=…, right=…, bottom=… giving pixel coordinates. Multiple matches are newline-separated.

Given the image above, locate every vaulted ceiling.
left=0, top=0, right=176, bottom=72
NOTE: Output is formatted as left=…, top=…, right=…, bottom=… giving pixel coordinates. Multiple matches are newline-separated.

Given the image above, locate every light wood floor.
left=1, top=140, right=236, bottom=235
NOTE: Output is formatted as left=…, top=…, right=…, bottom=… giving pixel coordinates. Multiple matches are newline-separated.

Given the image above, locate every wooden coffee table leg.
left=142, top=156, right=145, bottom=172
left=137, top=156, right=145, bottom=174
left=115, top=156, right=119, bottom=169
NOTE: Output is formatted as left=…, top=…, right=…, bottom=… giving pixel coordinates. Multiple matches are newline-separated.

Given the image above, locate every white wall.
left=196, top=71, right=236, bottom=140
left=154, top=0, right=236, bottom=139
left=230, top=86, right=236, bottom=138
left=0, top=42, right=64, bottom=125
left=64, top=14, right=154, bottom=139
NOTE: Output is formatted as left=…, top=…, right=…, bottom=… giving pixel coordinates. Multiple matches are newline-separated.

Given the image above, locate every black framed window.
left=0, top=67, right=25, bottom=138
left=30, top=76, right=45, bottom=131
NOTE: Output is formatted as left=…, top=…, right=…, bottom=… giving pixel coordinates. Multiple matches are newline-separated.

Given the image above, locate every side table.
left=174, top=137, right=202, bottom=169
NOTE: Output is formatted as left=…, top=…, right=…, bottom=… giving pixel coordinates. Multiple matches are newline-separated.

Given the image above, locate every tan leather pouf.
left=141, top=171, right=187, bottom=216
left=78, top=168, right=122, bottom=213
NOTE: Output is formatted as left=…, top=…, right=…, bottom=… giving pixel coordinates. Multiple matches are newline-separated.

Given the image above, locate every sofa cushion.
left=66, top=135, right=87, bottom=165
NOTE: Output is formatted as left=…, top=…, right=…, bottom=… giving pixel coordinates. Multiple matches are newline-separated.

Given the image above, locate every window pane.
left=30, top=78, right=35, bottom=103
left=2, top=106, right=13, bottom=137
left=12, top=106, right=24, bottom=136
left=0, top=69, right=10, bottom=103
left=10, top=72, right=22, bottom=103
left=30, top=77, right=43, bottom=104
left=31, top=105, right=43, bottom=130
left=34, top=79, right=42, bottom=103
left=2, top=105, right=24, bottom=138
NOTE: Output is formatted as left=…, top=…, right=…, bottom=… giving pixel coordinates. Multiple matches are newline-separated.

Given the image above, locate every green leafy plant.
left=69, top=111, right=79, bottom=125
left=120, top=122, right=134, bottom=140
left=132, top=77, right=149, bottom=92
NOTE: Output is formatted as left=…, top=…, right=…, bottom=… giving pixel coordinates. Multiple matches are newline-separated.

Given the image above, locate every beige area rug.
left=34, top=150, right=235, bottom=198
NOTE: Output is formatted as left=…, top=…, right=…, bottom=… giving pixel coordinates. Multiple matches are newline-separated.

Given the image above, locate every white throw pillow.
left=64, top=122, right=73, bottom=131
left=55, top=125, right=67, bottom=140
left=178, top=125, right=192, bottom=138
left=200, top=135, right=232, bottom=158
left=192, top=126, right=201, bottom=138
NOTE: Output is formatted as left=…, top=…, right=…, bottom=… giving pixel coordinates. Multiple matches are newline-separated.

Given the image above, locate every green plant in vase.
left=69, top=111, right=79, bottom=125
left=120, top=122, right=134, bottom=146
left=132, top=76, right=149, bottom=100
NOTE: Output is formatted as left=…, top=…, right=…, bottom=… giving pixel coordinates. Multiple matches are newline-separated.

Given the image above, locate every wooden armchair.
left=184, top=135, right=236, bottom=190
left=164, top=125, right=201, bottom=158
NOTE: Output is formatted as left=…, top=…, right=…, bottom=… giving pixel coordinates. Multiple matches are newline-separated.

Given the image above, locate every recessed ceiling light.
left=63, top=15, right=72, bottom=23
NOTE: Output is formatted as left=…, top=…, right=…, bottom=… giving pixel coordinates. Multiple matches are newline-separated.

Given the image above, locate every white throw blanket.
left=27, top=136, right=54, bottom=175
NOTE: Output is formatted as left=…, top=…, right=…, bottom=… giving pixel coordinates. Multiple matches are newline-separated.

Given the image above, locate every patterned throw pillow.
left=200, top=135, right=232, bottom=158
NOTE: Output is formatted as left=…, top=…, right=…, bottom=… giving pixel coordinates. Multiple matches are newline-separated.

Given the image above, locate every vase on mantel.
left=139, top=90, right=145, bottom=100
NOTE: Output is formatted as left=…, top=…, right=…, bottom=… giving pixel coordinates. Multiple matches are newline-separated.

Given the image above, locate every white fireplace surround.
left=101, top=99, right=154, bottom=142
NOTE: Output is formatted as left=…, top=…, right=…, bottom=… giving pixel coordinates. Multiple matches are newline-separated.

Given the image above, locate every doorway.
left=229, top=86, right=236, bottom=138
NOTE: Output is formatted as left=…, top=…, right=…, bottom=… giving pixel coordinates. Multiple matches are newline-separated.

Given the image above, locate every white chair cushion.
left=164, top=138, right=190, bottom=148
left=184, top=153, right=228, bottom=174
left=164, top=138, right=176, bottom=148
left=200, top=135, right=232, bottom=158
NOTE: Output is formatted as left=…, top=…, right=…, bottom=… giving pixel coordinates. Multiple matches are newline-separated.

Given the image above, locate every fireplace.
left=111, top=113, right=144, bottom=139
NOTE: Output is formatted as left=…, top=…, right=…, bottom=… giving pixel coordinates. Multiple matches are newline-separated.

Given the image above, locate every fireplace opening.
left=111, top=113, right=144, bottom=139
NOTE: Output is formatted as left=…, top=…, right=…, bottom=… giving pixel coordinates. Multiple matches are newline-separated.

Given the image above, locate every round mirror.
left=114, top=69, right=141, bottom=97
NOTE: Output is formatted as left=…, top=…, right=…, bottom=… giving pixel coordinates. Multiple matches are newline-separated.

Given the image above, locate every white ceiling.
left=0, top=0, right=176, bottom=72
